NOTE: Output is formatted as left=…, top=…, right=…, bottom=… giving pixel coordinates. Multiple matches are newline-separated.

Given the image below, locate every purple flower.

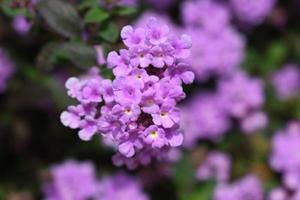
left=61, top=17, right=193, bottom=168
left=107, top=49, right=133, bottom=77
left=12, top=15, right=32, bottom=34
left=186, top=28, right=245, bottom=81
left=182, top=0, right=231, bottom=33
left=271, top=64, right=300, bottom=100
left=146, top=17, right=169, bottom=45
left=214, top=174, right=263, bottom=200
left=60, top=105, right=82, bottom=129
left=121, top=26, right=145, bottom=47
left=181, top=93, right=231, bottom=147
left=143, top=125, right=166, bottom=148
left=42, top=160, right=98, bottom=200
left=240, top=111, right=268, bottom=134
left=230, top=0, right=276, bottom=25
left=270, top=122, right=300, bottom=190
left=218, top=71, right=265, bottom=118
left=95, top=45, right=106, bottom=65
left=196, top=151, right=231, bottom=182
left=95, top=173, right=149, bottom=200
left=113, top=76, right=142, bottom=105
left=152, top=101, right=180, bottom=128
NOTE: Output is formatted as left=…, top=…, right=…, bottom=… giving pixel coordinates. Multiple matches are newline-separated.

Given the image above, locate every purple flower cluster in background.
left=182, top=0, right=231, bottom=33
left=96, top=172, right=149, bottom=200
left=230, top=0, right=277, bottom=25
left=43, top=160, right=98, bottom=200
left=214, top=174, right=263, bottom=200
left=196, top=151, right=231, bottom=182
left=186, top=27, right=245, bottom=81
left=270, top=122, right=300, bottom=191
left=194, top=150, right=263, bottom=200
left=271, top=64, right=300, bottom=100
left=43, top=160, right=148, bottom=200
left=181, top=70, right=267, bottom=147
left=218, top=71, right=266, bottom=122
left=181, top=93, right=231, bottom=147
left=181, top=0, right=245, bottom=81
left=61, top=17, right=194, bottom=168
left=0, top=48, right=15, bottom=93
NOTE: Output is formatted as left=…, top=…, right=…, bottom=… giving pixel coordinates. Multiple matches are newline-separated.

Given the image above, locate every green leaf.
left=114, top=6, right=137, bottom=16
left=37, top=42, right=97, bottom=70
left=36, top=42, right=61, bottom=71
left=84, top=7, right=109, bottom=23
left=36, top=0, right=83, bottom=38
left=99, top=22, right=119, bottom=43
left=58, top=43, right=97, bottom=69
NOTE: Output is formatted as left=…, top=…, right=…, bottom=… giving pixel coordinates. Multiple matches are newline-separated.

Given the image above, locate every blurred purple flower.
left=181, top=93, right=231, bottom=147
left=196, top=151, right=231, bottom=182
left=12, top=15, right=31, bottom=34
left=182, top=0, right=231, bottom=33
left=230, top=0, right=277, bottom=25
left=214, top=174, right=263, bottom=200
left=240, top=111, right=268, bottom=134
left=43, top=160, right=98, bottom=200
left=270, top=122, right=300, bottom=190
left=271, top=64, right=300, bottom=100
left=96, top=172, right=149, bottom=200
left=186, top=28, right=245, bottom=81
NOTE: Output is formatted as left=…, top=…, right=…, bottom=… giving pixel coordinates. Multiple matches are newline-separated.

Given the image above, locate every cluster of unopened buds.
left=61, top=17, right=194, bottom=168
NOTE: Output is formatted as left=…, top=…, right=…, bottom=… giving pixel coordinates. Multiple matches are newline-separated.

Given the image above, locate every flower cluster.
left=271, top=64, right=300, bottom=100
left=230, top=0, right=276, bottom=25
left=61, top=17, right=194, bottom=168
left=268, top=186, right=300, bottom=200
left=96, top=173, right=149, bottom=200
left=196, top=151, right=231, bottom=183
left=181, top=0, right=245, bottom=81
left=270, top=122, right=300, bottom=191
left=181, top=71, right=267, bottom=147
left=42, top=160, right=98, bottom=200
left=214, top=174, right=263, bottom=200
left=0, top=48, right=15, bottom=93
left=218, top=71, right=264, bottom=118
left=181, top=93, right=231, bottom=147
left=182, top=0, right=231, bottom=33
left=42, top=160, right=149, bottom=200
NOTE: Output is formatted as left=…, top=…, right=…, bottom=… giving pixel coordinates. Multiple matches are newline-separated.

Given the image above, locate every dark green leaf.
left=99, top=22, right=119, bottom=43
left=58, top=43, right=97, bottom=69
left=36, top=42, right=61, bottom=71
left=36, top=0, right=83, bottom=38
left=84, top=7, right=109, bottom=23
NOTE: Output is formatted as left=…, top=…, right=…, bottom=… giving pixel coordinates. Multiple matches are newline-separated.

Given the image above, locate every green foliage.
left=37, top=42, right=97, bottom=70
left=84, top=7, right=109, bottom=23
left=99, top=22, right=119, bottom=43
left=36, top=0, right=83, bottom=38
